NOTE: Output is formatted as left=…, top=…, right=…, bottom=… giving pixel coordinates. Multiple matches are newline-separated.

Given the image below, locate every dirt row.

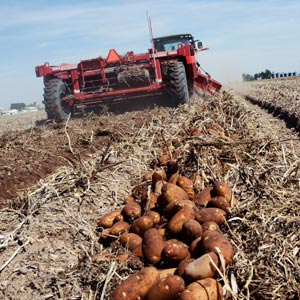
left=234, top=77, right=300, bottom=132
left=0, top=83, right=299, bottom=299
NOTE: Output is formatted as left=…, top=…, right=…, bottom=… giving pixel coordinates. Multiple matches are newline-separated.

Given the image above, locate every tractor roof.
left=153, top=34, right=193, bottom=41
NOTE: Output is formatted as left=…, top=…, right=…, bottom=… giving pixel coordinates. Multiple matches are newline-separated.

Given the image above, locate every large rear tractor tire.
left=168, top=62, right=189, bottom=105
left=43, top=79, right=72, bottom=122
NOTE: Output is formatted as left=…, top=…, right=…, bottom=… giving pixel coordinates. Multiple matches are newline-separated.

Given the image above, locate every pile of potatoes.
left=97, top=160, right=236, bottom=300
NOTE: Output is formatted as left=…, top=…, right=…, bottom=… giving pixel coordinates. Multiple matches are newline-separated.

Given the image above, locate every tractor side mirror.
left=197, top=41, right=203, bottom=49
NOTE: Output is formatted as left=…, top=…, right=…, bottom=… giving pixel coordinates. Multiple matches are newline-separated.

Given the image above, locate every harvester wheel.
left=43, top=79, right=72, bottom=122
left=168, top=62, right=189, bottom=104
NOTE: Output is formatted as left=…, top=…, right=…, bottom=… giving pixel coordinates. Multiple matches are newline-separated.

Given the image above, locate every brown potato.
left=177, top=175, right=195, bottom=200
left=114, top=214, right=124, bottom=222
left=180, top=278, right=223, bottom=300
left=194, top=187, right=213, bottom=207
left=158, top=154, right=170, bottom=166
left=98, top=210, right=122, bottom=228
left=161, top=183, right=189, bottom=206
left=182, top=219, right=202, bottom=242
left=145, top=275, right=185, bottom=300
left=212, top=181, right=232, bottom=203
left=110, top=221, right=130, bottom=236
left=144, top=210, right=161, bottom=225
left=120, top=232, right=143, bottom=256
left=142, top=228, right=165, bottom=264
left=202, top=221, right=220, bottom=233
left=207, top=196, right=229, bottom=212
left=195, top=208, right=226, bottom=225
left=164, top=200, right=197, bottom=220
left=129, top=216, right=154, bottom=237
left=202, top=230, right=234, bottom=266
left=183, top=252, right=219, bottom=281
left=168, top=208, right=196, bottom=234
left=168, top=172, right=180, bottom=184
left=189, top=236, right=203, bottom=258
left=124, top=196, right=135, bottom=204
left=175, top=258, right=194, bottom=277
left=157, top=222, right=168, bottom=238
left=111, top=267, right=160, bottom=300
left=152, top=168, right=167, bottom=183
left=158, top=268, right=177, bottom=279
left=143, top=171, right=154, bottom=181
left=121, top=202, right=142, bottom=220
left=161, top=239, right=190, bottom=266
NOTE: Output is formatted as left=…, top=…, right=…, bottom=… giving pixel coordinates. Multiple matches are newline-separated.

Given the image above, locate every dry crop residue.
left=0, top=85, right=299, bottom=300
left=0, top=114, right=151, bottom=207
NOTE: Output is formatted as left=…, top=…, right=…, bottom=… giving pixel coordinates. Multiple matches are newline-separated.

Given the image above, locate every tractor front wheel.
left=168, top=62, right=189, bottom=105
left=43, top=79, right=72, bottom=122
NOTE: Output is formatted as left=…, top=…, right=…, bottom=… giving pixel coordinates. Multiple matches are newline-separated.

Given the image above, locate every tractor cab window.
left=154, top=37, right=192, bottom=52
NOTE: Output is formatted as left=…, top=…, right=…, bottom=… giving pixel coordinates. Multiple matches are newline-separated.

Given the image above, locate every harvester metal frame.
left=35, top=33, right=222, bottom=121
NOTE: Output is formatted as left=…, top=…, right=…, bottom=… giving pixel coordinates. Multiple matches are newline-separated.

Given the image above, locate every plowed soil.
left=0, top=106, right=157, bottom=207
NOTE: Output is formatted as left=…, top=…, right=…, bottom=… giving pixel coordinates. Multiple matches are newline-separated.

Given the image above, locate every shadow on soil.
left=36, top=95, right=176, bottom=127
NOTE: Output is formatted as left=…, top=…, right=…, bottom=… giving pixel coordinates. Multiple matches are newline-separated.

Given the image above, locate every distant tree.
left=10, top=103, right=25, bottom=111
left=242, top=73, right=254, bottom=82
left=243, top=69, right=273, bottom=81
left=26, top=101, right=37, bottom=107
left=263, top=69, right=272, bottom=79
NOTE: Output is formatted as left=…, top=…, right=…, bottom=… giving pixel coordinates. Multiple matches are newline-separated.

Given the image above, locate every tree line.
left=242, top=69, right=272, bottom=82
left=10, top=102, right=37, bottom=111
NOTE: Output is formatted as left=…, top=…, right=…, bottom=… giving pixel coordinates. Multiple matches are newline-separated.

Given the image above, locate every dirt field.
left=0, top=81, right=299, bottom=299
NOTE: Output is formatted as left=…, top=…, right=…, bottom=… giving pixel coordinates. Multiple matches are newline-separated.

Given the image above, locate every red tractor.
left=35, top=33, right=222, bottom=122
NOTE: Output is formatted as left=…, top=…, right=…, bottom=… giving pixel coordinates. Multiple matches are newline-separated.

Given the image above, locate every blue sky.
left=0, top=0, right=299, bottom=108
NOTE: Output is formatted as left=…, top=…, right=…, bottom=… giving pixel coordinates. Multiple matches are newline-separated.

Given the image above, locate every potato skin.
left=175, top=258, right=194, bottom=277
left=177, top=175, right=195, bottom=200
left=98, top=210, right=122, bottom=228
left=124, top=196, right=135, bottom=205
left=212, top=181, right=232, bottom=202
left=129, top=216, right=154, bottom=237
left=168, top=173, right=180, bottom=184
left=182, top=219, right=202, bottom=243
left=202, top=221, right=220, bottom=233
left=111, top=267, right=159, bottom=300
left=110, top=221, right=130, bottom=236
left=121, top=202, right=142, bottom=220
left=161, top=239, right=190, bottom=266
left=194, top=187, right=213, bottom=207
left=207, top=196, right=230, bottom=212
left=161, top=183, right=189, bottom=206
left=180, top=278, right=223, bottom=300
left=143, top=210, right=161, bottom=225
left=195, top=208, right=226, bottom=225
left=120, top=232, right=143, bottom=256
left=152, top=168, right=167, bottom=183
left=142, top=228, right=165, bottom=264
left=183, top=252, right=219, bottom=281
left=189, top=237, right=203, bottom=258
left=143, top=171, right=153, bottom=181
left=202, top=230, right=234, bottom=266
left=163, top=200, right=197, bottom=220
left=168, top=207, right=196, bottom=234
left=145, top=275, right=185, bottom=300
left=158, top=268, right=177, bottom=279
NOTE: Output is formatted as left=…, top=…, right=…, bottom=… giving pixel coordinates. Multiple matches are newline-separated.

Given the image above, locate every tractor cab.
left=154, top=34, right=198, bottom=52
